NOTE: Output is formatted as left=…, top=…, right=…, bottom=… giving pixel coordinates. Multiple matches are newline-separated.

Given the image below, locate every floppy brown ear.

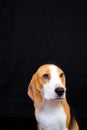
left=63, top=74, right=66, bottom=87
left=28, top=75, right=35, bottom=101
left=27, top=74, right=43, bottom=108
left=61, top=72, right=66, bottom=87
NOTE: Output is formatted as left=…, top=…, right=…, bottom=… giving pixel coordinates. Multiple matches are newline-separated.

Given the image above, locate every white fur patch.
left=36, top=101, right=67, bottom=130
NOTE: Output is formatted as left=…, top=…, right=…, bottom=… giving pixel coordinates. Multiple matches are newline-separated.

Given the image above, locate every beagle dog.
left=28, top=64, right=79, bottom=130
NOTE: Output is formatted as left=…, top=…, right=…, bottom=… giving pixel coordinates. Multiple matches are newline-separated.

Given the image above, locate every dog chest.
left=35, top=103, right=67, bottom=130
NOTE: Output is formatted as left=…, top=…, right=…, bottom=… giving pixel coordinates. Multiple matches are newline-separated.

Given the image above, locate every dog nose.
left=55, top=87, right=64, bottom=97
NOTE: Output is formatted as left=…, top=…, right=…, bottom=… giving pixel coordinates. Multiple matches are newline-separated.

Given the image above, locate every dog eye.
left=60, top=73, right=64, bottom=78
left=42, top=74, right=49, bottom=79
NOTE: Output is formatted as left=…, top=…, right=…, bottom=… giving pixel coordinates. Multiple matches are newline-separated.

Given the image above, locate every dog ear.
left=62, top=74, right=66, bottom=87
left=28, top=75, right=35, bottom=101
left=60, top=72, right=66, bottom=87
left=28, top=74, right=43, bottom=108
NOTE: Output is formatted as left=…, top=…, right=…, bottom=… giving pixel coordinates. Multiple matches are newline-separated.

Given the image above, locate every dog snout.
left=55, top=87, right=64, bottom=97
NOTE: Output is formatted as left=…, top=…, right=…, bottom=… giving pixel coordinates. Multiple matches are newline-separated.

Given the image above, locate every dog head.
left=28, top=64, right=66, bottom=108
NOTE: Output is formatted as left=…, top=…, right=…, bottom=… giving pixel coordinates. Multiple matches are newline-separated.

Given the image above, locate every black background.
left=0, top=1, right=87, bottom=129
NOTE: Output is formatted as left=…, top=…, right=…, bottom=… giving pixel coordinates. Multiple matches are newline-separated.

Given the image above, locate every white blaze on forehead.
left=48, top=65, right=63, bottom=86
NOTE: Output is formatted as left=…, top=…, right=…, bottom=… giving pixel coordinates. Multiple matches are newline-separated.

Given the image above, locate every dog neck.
left=35, top=99, right=68, bottom=130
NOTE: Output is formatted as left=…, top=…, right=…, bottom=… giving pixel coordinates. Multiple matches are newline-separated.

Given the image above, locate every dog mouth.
left=50, top=97, right=65, bottom=101
left=44, top=96, right=65, bottom=101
